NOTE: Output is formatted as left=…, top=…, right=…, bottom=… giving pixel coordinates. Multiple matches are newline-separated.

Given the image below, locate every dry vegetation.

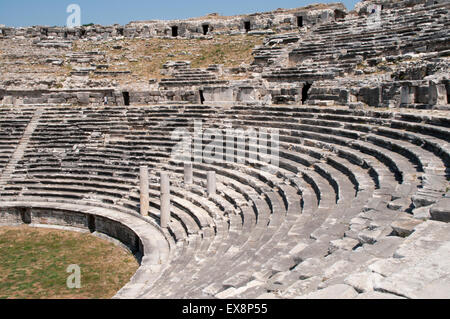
left=0, top=226, right=138, bottom=299
left=74, top=34, right=264, bottom=82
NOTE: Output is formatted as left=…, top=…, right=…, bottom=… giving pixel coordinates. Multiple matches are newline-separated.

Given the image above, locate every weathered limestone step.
left=0, top=108, right=43, bottom=187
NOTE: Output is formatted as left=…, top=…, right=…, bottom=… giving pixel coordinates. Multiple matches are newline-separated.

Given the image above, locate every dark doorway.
left=172, top=26, right=178, bottom=37
left=132, top=235, right=141, bottom=254
left=334, top=10, right=346, bottom=21
left=123, top=92, right=130, bottom=106
left=42, top=28, right=48, bottom=36
left=202, top=24, right=209, bottom=35
left=117, top=28, right=124, bottom=36
left=64, top=32, right=68, bottom=39
left=244, top=21, right=251, bottom=33
left=87, top=215, right=96, bottom=233
left=199, top=90, right=205, bottom=104
left=80, top=28, right=86, bottom=37
left=20, top=208, right=32, bottom=224
left=302, top=82, right=312, bottom=104
left=297, top=16, right=304, bottom=27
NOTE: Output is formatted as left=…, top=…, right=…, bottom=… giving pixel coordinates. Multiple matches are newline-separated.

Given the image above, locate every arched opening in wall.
left=302, top=82, right=312, bottom=104
left=64, top=32, right=68, bottom=39
left=202, top=24, right=210, bottom=35
left=334, top=9, right=346, bottom=21
left=123, top=92, right=130, bottom=106
left=42, top=28, right=48, bottom=37
left=80, top=29, right=86, bottom=37
left=20, top=208, right=32, bottom=224
left=171, top=26, right=178, bottom=37
left=297, top=16, right=304, bottom=27
left=87, top=214, right=96, bottom=233
left=199, top=90, right=205, bottom=104
left=244, top=21, right=251, bottom=33
left=117, top=28, right=124, bottom=36
left=0, top=206, right=144, bottom=299
left=133, top=235, right=141, bottom=255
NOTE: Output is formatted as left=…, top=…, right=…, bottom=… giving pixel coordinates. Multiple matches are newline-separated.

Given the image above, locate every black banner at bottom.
left=0, top=298, right=434, bottom=318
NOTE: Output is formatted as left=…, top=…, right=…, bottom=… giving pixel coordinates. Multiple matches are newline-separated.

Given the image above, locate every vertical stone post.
left=400, top=86, right=415, bottom=105
left=140, top=166, right=149, bottom=217
left=160, top=172, right=170, bottom=228
left=184, top=162, right=193, bottom=185
left=207, top=171, right=216, bottom=196
left=429, top=83, right=448, bottom=105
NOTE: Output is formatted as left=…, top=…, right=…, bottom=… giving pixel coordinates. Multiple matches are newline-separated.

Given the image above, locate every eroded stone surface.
left=0, top=0, right=449, bottom=301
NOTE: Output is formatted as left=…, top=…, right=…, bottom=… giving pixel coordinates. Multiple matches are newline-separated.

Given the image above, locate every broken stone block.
left=357, top=228, right=384, bottom=245
left=430, top=198, right=450, bottom=223
left=329, top=238, right=360, bottom=253
left=412, top=206, right=431, bottom=221
left=362, top=236, right=405, bottom=258
left=344, top=271, right=384, bottom=293
left=390, top=218, right=423, bottom=238
left=297, top=284, right=358, bottom=299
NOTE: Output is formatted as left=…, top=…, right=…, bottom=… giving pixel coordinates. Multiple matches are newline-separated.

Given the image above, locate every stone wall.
left=355, top=80, right=449, bottom=108
left=0, top=4, right=346, bottom=40
left=0, top=206, right=142, bottom=254
left=1, top=88, right=117, bottom=106
left=1, top=79, right=448, bottom=108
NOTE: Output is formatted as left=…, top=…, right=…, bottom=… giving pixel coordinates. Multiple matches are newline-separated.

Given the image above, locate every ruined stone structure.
left=0, top=0, right=449, bottom=299
left=1, top=3, right=346, bottom=40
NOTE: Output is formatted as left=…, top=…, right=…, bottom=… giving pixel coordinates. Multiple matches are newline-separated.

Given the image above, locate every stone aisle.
left=0, top=107, right=43, bottom=188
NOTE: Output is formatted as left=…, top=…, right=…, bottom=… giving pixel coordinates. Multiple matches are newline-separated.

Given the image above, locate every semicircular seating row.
left=0, top=105, right=448, bottom=299
left=262, top=2, right=450, bottom=80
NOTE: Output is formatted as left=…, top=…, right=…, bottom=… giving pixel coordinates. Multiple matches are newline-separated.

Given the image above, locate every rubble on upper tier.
left=0, top=0, right=449, bottom=109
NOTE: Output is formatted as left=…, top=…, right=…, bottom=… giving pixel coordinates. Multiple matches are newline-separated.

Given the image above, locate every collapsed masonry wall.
left=0, top=4, right=346, bottom=40
left=0, top=0, right=448, bottom=109
left=356, top=80, right=449, bottom=108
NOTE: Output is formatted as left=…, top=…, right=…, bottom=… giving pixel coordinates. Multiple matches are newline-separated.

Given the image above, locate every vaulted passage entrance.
left=202, top=24, right=209, bottom=35
left=123, top=92, right=130, bottom=106
left=297, top=16, right=303, bottom=27
left=199, top=90, right=205, bottom=104
left=172, top=26, right=178, bottom=37
left=244, top=21, right=251, bottom=32
left=87, top=214, right=96, bottom=233
left=302, top=82, right=312, bottom=104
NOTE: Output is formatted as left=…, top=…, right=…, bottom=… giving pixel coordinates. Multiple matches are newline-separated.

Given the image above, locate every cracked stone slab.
left=329, top=237, right=360, bottom=253
left=297, top=284, right=359, bottom=299
left=413, top=206, right=431, bottom=221
left=370, top=221, right=450, bottom=299
left=292, top=258, right=324, bottom=279
left=391, top=218, right=423, bottom=237
left=356, top=291, right=406, bottom=299
left=279, top=277, right=322, bottom=298
left=344, top=271, right=384, bottom=293
left=361, top=236, right=405, bottom=258
left=430, top=198, right=450, bottom=222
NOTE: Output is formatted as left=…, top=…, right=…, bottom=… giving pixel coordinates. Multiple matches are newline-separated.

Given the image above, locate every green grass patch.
left=0, top=226, right=139, bottom=299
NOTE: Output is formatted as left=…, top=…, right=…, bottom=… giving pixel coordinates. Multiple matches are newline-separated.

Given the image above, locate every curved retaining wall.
left=0, top=201, right=170, bottom=299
